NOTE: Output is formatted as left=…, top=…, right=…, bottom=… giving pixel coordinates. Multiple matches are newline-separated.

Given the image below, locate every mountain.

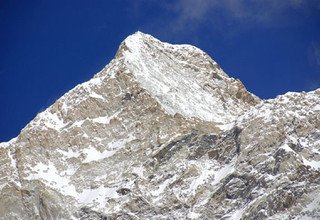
left=0, top=32, right=319, bottom=220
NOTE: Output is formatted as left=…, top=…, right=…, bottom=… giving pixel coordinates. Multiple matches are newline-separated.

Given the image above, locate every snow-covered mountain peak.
left=1, top=32, right=319, bottom=220
left=121, top=31, right=205, bottom=57
left=114, top=32, right=260, bottom=124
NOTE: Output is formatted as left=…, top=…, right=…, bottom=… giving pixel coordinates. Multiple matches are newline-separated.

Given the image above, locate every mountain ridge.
left=0, top=32, right=319, bottom=219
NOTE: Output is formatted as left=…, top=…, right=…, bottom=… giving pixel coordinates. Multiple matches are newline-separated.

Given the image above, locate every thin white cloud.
left=174, top=0, right=319, bottom=27
left=133, top=0, right=320, bottom=35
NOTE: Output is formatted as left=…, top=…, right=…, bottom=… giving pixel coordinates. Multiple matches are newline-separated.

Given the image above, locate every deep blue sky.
left=1, top=0, right=320, bottom=141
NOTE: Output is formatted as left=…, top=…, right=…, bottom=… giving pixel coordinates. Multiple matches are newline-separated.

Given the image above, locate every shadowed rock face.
left=0, top=32, right=319, bottom=220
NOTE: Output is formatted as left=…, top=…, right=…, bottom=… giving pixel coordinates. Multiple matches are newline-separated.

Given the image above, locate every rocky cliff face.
left=0, top=32, right=319, bottom=220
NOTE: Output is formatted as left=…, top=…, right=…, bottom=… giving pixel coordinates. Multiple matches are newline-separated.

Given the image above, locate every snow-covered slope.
left=0, top=32, right=319, bottom=220
left=121, top=32, right=259, bottom=124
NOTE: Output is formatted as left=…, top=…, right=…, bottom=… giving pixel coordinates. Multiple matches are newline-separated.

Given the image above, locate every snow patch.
left=107, top=133, right=135, bottom=150
left=217, top=122, right=236, bottom=131
left=313, top=104, right=320, bottom=111
left=7, top=149, right=17, bottom=170
left=188, top=211, right=201, bottom=219
left=185, top=160, right=235, bottom=196
left=89, top=92, right=104, bottom=100
left=78, top=186, right=119, bottom=209
left=92, top=110, right=121, bottom=124
left=230, top=208, right=245, bottom=220
left=35, top=110, right=66, bottom=130
left=302, top=156, right=320, bottom=170
left=0, top=137, right=17, bottom=149
left=212, top=161, right=235, bottom=185
left=132, top=166, right=144, bottom=177
left=302, top=193, right=320, bottom=212
left=27, top=161, right=77, bottom=197
left=280, top=144, right=296, bottom=154
left=83, top=134, right=135, bottom=163
left=83, top=146, right=117, bottom=163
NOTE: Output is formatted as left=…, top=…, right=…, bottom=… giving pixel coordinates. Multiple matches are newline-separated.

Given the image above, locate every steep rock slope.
left=0, top=32, right=319, bottom=220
